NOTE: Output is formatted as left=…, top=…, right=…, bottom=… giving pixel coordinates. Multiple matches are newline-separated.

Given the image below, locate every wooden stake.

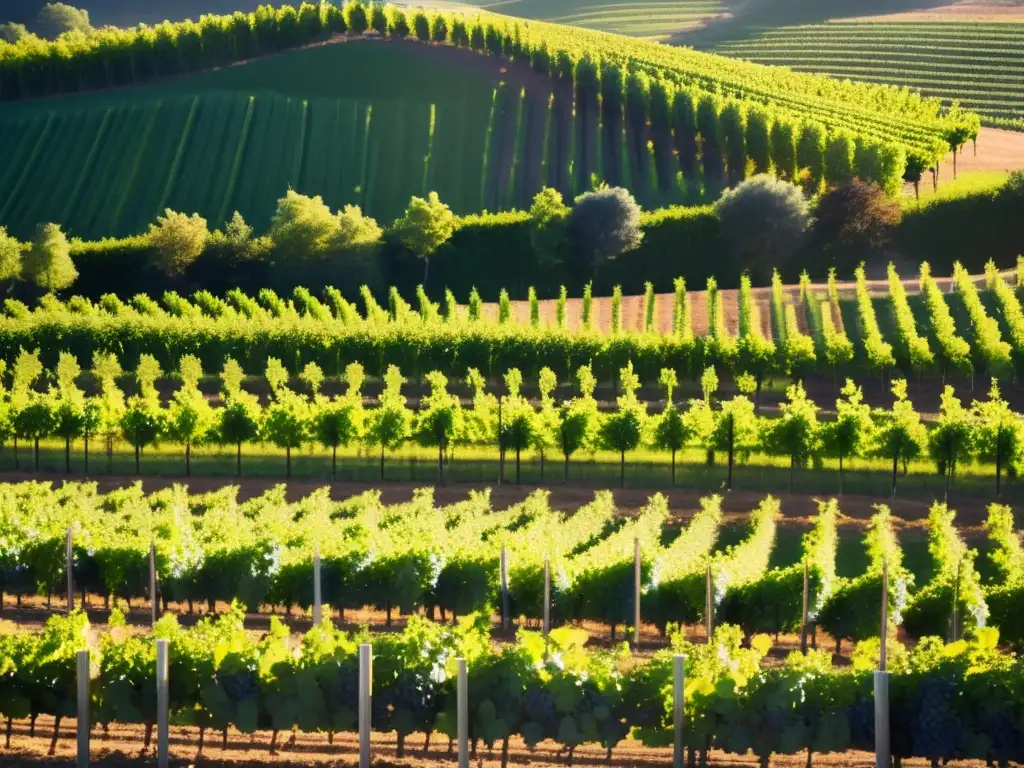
left=66, top=526, right=74, bottom=613
left=543, top=558, right=551, bottom=636
left=500, top=547, right=510, bottom=631
left=359, top=644, right=372, bottom=768
left=457, top=658, right=469, bottom=768
left=149, top=542, right=158, bottom=627
left=156, top=639, right=169, bottom=768
left=313, top=547, right=322, bottom=626
left=673, top=654, right=685, bottom=768
left=705, top=562, right=713, bottom=641
left=880, top=559, right=888, bottom=672
left=77, top=650, right=89, bottom=768
left=633, top=537, right=641, bottom=647
left=800, top=558, right=809, bottom=653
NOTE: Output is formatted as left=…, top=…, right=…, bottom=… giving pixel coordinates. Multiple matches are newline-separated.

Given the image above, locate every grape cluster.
left=979, top=710, right=1018, bottom=762
left=524, top=686, right=557, bottom=731
left=911, top=676, right=960, bottom=760
left=327, top=664, right=360, bottom=709
left=378, top=670, right=434, bottom=722
left=845, top=698, right=874, bottom=750
left=217, top=668, right=260, bottom=701
left=577, top=685, right=607, bottom=716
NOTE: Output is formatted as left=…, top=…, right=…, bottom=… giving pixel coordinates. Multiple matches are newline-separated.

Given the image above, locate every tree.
left=9, top=348, right=43, bottom=470
left=166, top=355, right=216, bottom=476
left=430, top=13, right=448, bottom=42
left=413, top=370, right=461, bottom=484
left=0, top=226, right=24, bottom=283
left=23, top=223, right=77, bottom=292
left=51, top=352, right=85, bottom=473
left=387, top=6, right=409, bottom=36
left=715, top=175, right=809, bottom=279
left=566, top=186, right=643, bottom=276
left=392, top=191, right=456, bottom=284
left=529, top=187, right=569, bottom=266
left=761, top=383, right=818, bottom=492
left=120, top=355, right=165, bottom=474
left=807, top=181, right=901, bottom=274
left=218, top=360, right=262, bottom=478
left=558, top=365, right=600, bottom=483
left=599, top=361, right=647, bottom=488
left=532, top=367, right=560, bottom=482
left=819, top=380, right=872, bottom=494
left=366, top=365, right=411, bottom=480
left=314, top=362, right=366, bottom=481
left=148, top=210, right=209, bottom=276
left=0, top=23, right=29, bottom=43
left=269, top=190, right=340, bottom=257
left=92, top=352, right=124, bottom=473
left=412, top=10, right=430, bottom=41
left=973, top=382, right=1024, bottom=497
left=344, top=0, right=369, bottom=34
left=708, top=393, right=759, bottom=490
left=370, top=4, right=388, bottom=35
left=262, top=358, right=310, bottom=478
left=35, top=3, right=92, bottom=39
left=14, top=392, right=55, bottom=472
left=871, top=379, right=927, bottom=497
left=333, top=205, right=382, bottom=250
left=499, top=369, right=537, bottom=484
left=928, top=385, right=975, bottom=498
left=652, top=368, right=690, bottom=485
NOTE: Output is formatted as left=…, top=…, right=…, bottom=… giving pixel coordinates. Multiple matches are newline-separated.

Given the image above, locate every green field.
left=0, top=43, right=522, bottom=238
left=471, top=0, right=724, bottom=40
left=710, top=21, right=1024, bottom=126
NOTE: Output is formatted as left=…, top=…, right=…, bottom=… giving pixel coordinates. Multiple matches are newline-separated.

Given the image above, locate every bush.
left=566, top=186, right=643, bottom=276
left=148, top=210, right=210, bottom=277
left=806, top=181, right=901, bottom=275
left=391, top=191, right=456, bottom=284
left=528, top=187, right=569, bottom=267
left=34, top=2, right=91, bottom=39
left=23, top=222, right=77, bottom=291
left=334, top=205, right=383, bottom=251
left=269, top=190, right=340, bottom=258
left=715, top=174, right=809, bottom=280
left=0, top=226, right=24, bottom=282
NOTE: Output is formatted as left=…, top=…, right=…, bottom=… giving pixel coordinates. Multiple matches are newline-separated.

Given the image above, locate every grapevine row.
left=919, top=262, right=972, bottom=377
left=952, top=261, right=1012, bottom=378
left=887, top=263, right=934, bottom=374
left=854, top=265, right=895, bottom=372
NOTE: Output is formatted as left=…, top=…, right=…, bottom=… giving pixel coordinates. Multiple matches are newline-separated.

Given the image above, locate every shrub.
left=806, top=181, right=901, bottom=275
left=23, top=222, right=77, bottom=291
left=34, top=2, right=91, bottom=39
left=528, top=187, right=569, bottom=266
left=391, top=191, right=456, bottom=284
left=0, top=226, right=24, bottom=282
left=715, top=174, right=809, bottom=279
left=269, top=190, right=339, bottom=258
left=566, top=186, right=643, bottom=276
left=148, top=210, right=210, bottom=276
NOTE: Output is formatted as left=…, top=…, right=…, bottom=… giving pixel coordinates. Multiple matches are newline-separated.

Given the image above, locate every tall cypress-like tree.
left=625, top=71, right=651, bottom=201
left=649, top=78, right=675, bottom=196
left=796, top=121, right=826, bottom=192
left=745, top=105, right=772, bottom=176
left=601, top=64, right=625, bottom=187
left=697, top=94, right=725, bottom=200
left=770, top=117, right=798, bottom=181
left=824, top=132, right=855, bottom=187
left=672, top=88, right=699, bottom=195
left=720, top=101, right=746, bottom=188
left=574, top=55, right=600, bottom=191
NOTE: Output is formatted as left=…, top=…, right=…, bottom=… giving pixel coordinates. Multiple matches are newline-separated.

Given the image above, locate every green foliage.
left=148, top=210, right=209, bottom=277
left=716, top=175, right=809, bottom=278
left=23, top=223, right=77, bottom=291
left=0, top=226, right=24, bottom=282
left=392, top=192, right=456, bottom=265
left=529, top=187, right=569, bottom=267
left=567, top=186, right=643, bottom=275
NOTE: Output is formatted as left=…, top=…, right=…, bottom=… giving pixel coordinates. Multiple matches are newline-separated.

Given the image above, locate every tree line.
left=0, top=1, right=979, bottom=196
left=1, top=345, right=1021, bottom=496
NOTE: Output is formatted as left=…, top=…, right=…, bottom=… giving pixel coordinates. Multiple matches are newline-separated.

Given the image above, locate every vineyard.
left=709, top=21, right=1024, bottom=129
left=0, top=2, right=979, bottom=237
left=1, top=481, right=1024, bottom=766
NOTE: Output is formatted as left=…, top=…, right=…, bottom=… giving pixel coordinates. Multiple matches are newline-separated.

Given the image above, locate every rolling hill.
left=0, top=6, right=970, bottom=241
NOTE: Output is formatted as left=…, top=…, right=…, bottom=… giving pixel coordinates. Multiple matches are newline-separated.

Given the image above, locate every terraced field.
left=482, top=0, right=725, bottom=40
left=0, top=42, right=510, bottom=238
left=711, top=21, right=1024, bottom=128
